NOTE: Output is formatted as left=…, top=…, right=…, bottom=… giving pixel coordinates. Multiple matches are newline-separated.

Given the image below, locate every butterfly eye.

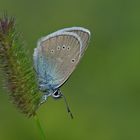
left=71, top=59, right=75, bottom=63
left=52, top=90, right=62, bottom=99
left=54, top=91, right=59, bottom=96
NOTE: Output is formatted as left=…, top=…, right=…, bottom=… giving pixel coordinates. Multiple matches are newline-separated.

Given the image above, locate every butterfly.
left=33, top=27, right=91, bottom=118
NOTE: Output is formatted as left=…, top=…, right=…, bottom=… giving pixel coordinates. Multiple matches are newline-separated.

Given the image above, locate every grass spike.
left=0, top=14, right=42, bottom=117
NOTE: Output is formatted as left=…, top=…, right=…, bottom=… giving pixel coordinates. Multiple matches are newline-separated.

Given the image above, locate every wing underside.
left=33, top=32, right=82, bottom=89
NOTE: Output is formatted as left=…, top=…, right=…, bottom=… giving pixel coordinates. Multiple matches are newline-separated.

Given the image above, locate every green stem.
left=34, top=114, right=47, bottom=140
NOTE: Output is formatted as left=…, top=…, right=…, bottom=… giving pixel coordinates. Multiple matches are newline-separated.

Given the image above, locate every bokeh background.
left=0, top=0, right=140, bottom=140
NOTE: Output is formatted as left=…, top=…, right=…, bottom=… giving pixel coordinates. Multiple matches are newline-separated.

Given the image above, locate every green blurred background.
left=0, top=0, right=140, bottom=140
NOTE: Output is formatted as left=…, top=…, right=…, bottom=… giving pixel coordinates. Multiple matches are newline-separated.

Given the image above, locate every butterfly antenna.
left=62, top=94, right=74, bottom=119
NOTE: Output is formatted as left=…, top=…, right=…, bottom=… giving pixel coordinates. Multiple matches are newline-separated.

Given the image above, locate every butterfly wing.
left=54, top=27, right=91, bottom=57
left=33, top=32, right=82, bottom=90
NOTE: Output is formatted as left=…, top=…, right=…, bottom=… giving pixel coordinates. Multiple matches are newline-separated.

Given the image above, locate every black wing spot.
left=67, top=46, right=70, bottom=50
left=71, top=59, right=75, bottom=63
left=57, top=46, right=60, bottom=50
left=62, top=45, right=66, bottom=50
left=51, top=49, right=54, bottom=53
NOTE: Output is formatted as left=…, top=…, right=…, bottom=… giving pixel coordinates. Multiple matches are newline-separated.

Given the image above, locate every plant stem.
left=34, top=114, right=47, bottom=140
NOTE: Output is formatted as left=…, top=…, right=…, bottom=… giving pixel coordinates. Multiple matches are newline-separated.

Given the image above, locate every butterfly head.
left=51, top=89, right=62, bottom=99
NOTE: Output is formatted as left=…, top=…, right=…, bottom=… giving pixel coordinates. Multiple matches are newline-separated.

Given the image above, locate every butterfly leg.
left=40, top=94, right=48, bottom=104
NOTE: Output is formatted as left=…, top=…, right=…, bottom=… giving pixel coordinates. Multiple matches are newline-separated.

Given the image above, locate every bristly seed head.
left=0, top=14, right=42, bottom=117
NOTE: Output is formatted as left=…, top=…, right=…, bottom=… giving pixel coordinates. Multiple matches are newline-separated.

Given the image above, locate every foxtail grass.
left=0, top=14, right=42, bottom=117
left=0, top=14, right=47, bottom=139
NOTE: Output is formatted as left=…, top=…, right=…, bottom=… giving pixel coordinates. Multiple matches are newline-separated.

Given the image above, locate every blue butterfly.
left=33, top=27, right=90, bottom=118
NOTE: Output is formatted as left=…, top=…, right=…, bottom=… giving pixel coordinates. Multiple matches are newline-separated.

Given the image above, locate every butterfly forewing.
left=34, top=32, right=82, bottom=89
